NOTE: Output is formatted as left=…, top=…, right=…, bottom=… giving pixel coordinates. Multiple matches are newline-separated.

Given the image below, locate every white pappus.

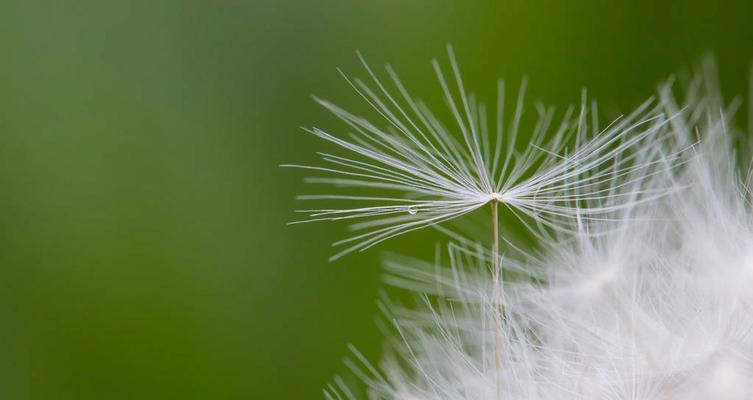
left=284, top=45, right=675, bottom=261
left=288, top=48, right=753, bottom=399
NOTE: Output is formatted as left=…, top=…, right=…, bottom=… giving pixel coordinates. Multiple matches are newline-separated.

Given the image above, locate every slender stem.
left=491, top=200, right=503, bottom=400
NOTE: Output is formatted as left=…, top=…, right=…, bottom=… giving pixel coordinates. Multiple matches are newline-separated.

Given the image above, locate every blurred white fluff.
left=318, top=60, right=753, bottom=400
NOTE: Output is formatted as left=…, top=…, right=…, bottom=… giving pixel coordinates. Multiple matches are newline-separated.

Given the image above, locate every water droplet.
left=407, top=205, right=418, bottom=215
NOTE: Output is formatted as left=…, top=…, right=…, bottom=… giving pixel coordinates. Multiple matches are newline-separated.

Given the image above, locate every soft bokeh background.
left=0, top=0, right=751, bottom=398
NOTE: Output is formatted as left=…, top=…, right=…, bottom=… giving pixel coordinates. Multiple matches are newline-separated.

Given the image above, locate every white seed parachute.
left=289, top=49, right=753, bottom=400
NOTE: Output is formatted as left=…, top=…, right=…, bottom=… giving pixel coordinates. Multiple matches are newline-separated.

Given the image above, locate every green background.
left=0, top=1, right=751, bottom=398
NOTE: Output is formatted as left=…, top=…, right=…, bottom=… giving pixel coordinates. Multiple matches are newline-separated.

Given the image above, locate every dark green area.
left=0, top=0, right=750, bottom=398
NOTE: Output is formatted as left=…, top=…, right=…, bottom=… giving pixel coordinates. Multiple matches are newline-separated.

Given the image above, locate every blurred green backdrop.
left=0, top=0, right=751, bottom=398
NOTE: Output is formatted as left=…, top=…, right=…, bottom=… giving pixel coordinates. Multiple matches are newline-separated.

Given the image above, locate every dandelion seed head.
left=307, top=53, right=753, bottom=400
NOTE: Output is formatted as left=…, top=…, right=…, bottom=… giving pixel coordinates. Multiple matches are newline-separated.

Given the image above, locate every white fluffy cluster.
left=293, top=51, right=753, bottom=399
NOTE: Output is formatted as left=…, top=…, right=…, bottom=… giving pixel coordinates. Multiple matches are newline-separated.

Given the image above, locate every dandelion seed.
left=286, top=47, right=724, bottom=400
left=286, top=45, right=677, bottom=261
left=317, top=58, right=753, bottom=400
